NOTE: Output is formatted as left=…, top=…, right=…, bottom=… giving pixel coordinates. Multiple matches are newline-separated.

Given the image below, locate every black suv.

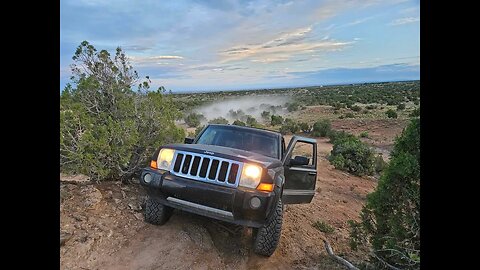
left=140, top=124, right=317, bottom=256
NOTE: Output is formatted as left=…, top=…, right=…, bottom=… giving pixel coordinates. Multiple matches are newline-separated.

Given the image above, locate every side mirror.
left=289, top=156, right=309, bottom=166
left=184, top=137, right=194, bottom=144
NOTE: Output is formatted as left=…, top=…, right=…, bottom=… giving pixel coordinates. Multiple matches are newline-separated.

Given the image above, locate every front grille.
left=170, top=150, right=243, bottom=187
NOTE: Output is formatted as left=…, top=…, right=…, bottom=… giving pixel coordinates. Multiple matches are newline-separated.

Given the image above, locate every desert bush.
left=232, top=120, right=246, bottom=126
left=312, top=220, right=334, bottom=234
left=184, top=112, right=205, bottom=127
left=327, top=130, right=356, bottom=144
left=228, top=109, right=246, bottom=120
left=351, top=105, right=362, bottom=112
left=246, top=115, right=259, bottom=127
left=60, top=41, right=184, bottom=182
left=270, top=114, right=284, bottom=126
left=386, top=109, right=398, bottom=118
left=344, top=112, right=355, bottom=118
left=359, top=131, right=369, bottom=138
left=299, top=122, right=311, bottom=133
left=328, top=135, right=375, bottom=176
left=209, top=117, right=229, bottom=124
left=397, top=103, right=406, bottom=110
left=366, top=104, right=377, bottom=110
left=312, top=119, right=331, bottom=137
left=410, top=107, right=420, bottom=117
left=280, top=120, right=300, bottom=134
left=261, top=110, right=271, bottom=120
left=349, top=119, right=420, bottom=269
left=286, top=102, right=300, bottom=112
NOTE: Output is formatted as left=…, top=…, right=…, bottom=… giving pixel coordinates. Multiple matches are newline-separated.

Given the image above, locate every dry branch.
left=322, top=238, right=359, bottom=270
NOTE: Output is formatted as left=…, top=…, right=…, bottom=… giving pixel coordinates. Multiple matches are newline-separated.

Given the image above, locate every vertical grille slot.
left=227, top=163, right=239, bottom=184
left=173, top=154, right=184, bottom=172
left=208, top=160, right=220, bottom=180
left=218, top=161, right=229, bottom=182
left=182, top=155, right=192, bottom=174
left=199, top=158, right=210, bottom=178
left=190, top=156, right=201, bottom=176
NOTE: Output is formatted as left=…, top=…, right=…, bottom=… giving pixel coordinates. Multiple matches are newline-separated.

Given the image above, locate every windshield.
left=196, top=125, right=279, bottom=159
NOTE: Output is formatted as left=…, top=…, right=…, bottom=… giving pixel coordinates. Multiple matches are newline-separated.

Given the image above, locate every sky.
left=60, top=0, right=420, bottom=92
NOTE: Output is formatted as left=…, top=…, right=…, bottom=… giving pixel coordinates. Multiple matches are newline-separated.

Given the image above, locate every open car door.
left=281, top=136, right=317, bottom=204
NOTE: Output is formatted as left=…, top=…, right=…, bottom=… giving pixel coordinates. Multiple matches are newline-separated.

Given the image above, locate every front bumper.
left=140, top=167, right=277, bottom=228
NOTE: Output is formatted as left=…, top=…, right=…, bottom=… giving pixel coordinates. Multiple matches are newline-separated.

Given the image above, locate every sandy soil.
left=60, top=137, right=379, bottom=270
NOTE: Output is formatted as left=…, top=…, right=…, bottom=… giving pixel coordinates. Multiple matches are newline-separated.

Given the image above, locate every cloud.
left=219, top=25, right=352, bottom=63
left=129, top=55, right=184, bottom=66
left=390, top=17, right=419, bottom=26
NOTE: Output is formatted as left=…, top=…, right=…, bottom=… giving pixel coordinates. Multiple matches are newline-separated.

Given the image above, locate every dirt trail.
left=60, top=138, right=377, bottom=270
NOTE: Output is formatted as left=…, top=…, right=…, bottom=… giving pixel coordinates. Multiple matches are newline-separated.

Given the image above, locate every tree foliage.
left=60, top=41, right=184, bottom=181
left=184, top=112, right=205, bottom=127
left=349, top=119, right=420, bottom=269
left=270, top=114, right=284, bottom=126
left=209, top=117, right=229, bottom=124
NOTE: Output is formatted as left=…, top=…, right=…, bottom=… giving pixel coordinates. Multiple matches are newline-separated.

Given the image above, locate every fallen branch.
left=322, top=239, right=359, bottom=270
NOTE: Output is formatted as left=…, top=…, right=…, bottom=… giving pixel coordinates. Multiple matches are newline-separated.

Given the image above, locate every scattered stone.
left=128, top=203, right=141, bottom=212
left=60, top=232, right=72, bottom=246
left=133, top=213, right=143, bottom=220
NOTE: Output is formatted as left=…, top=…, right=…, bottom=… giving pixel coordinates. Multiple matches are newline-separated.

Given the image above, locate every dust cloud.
left=194, top=95, right=291, bottom=123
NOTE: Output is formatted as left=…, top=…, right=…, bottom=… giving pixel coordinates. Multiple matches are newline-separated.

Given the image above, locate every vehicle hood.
left=162, top=143, right=282, bottom=168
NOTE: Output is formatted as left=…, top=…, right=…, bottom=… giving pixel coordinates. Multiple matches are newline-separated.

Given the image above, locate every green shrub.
left=410, top=107, right=420, bottom=117
left=349, top=119, right=420, bottom=269
left=270, top=114, right=284, bottom=126
left=287, top=102, right=300, bottom=112
left=60, top=41, right=184, bottom=182
left=327, top=130, right=355, bottom=144
left=246, top=115, right=259, bottom=127
left=385, top=109, right=397, bottom=118
left=228, top=109, right=245, bottom=120
left=366, top=104, right=377, bottom=110
left=351, top=105, right=362, bottom=112
left=328, top=135, right=375, bottom=176
left=184, top=112, right=205, bottom=127
left=312, top=220, right=334, bottom=234
left=209, top=117, right=229, bottom=124
left=359, top=131, right=369, bottom=138
left=312, top=119, right=331, bottom=137
left=261, top=110, right=270, bottom=120
left=397, top=103, right=406, bottom=110
left=299, top=122, right=311, bottom=133
left=344, top=112, right=355, bottom=118
left=232, top=120, right=246, bottom=126
left=280, top=121, right=300, bottom=134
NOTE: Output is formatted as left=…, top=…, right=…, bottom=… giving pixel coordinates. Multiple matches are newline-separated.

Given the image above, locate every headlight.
left=157, top=148, right=175, bottom=170
left=239, top=164, right=262, bottom=189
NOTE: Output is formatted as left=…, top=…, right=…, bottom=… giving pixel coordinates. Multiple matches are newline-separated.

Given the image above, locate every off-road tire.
left=144, top=196, right=173, bottom=225
left=253, top=199, right=283, bottom=256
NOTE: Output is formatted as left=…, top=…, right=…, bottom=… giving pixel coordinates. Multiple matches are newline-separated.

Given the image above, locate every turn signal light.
left=150, top=160, right=158, bottom=169
left=257, top=183, right=274, bottom=192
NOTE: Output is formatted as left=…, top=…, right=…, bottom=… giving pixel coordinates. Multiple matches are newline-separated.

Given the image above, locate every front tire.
left=253, top=199, right=283, bottom=256
left=144, top=196, right=173, bottom=225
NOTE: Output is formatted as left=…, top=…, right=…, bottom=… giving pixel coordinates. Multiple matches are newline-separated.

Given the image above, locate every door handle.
left=308, top=172, right=316, bottom=175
